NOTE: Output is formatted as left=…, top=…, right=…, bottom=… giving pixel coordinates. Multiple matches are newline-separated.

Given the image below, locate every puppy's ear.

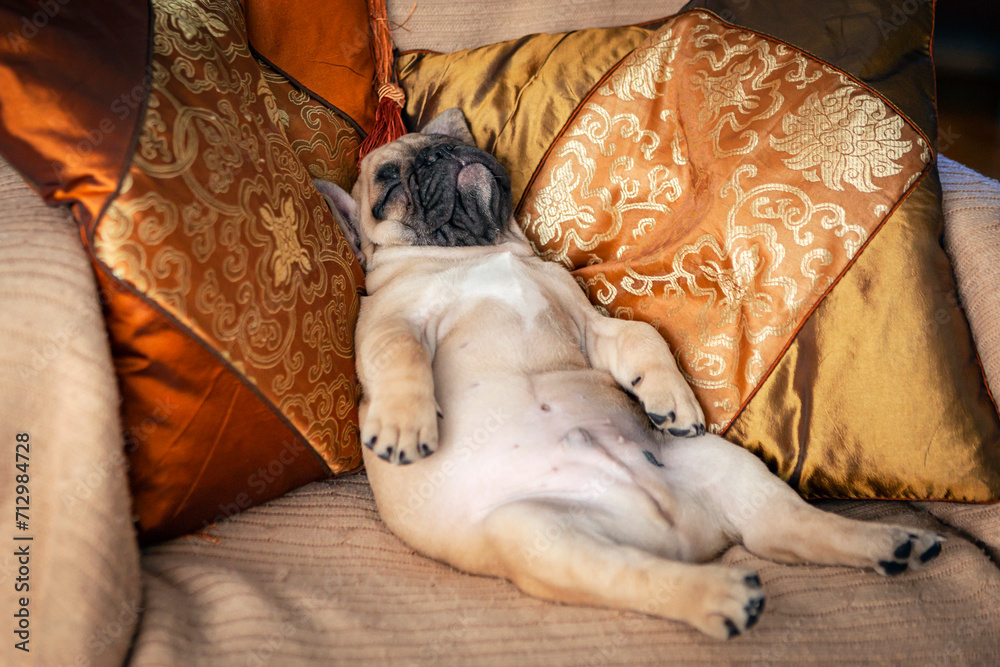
left=314, top=179, right=365, bottom=270
left=421, top=107, right=475, bottom=145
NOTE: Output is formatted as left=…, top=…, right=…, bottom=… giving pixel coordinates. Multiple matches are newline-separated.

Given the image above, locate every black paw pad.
left=880, top=560, right=908, bottom=576
left=920, top=541, right=942, bottom=563
left=744, top=595, right=765, bottom=629
left=894, top=540, right=913, bottom=559
left=364, top=435, right=377, bottom=449
left=724, top=618, right=741, bottom=639
left=744, top=574, right=761, bottom=589
left=419, top=443, right=433, bottom=457
left=667, top=427, right=692, bottom=437
left=397, top=451, right=411, bottom=465
left=648, top=413, right=669, bottom=426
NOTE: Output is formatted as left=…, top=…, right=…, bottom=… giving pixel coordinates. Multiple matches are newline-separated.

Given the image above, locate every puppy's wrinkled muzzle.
left=411, top=142, right=512, bottom=247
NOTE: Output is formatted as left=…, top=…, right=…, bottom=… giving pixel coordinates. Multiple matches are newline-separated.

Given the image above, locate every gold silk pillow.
left=0, top=0, right=372, bottom=542
left=398, top=5, right=1000, bottom=501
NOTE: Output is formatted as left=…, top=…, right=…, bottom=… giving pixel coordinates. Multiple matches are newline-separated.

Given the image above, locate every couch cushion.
left=386, top=0, right=689, bottom=52
left=0, top=154, right=140, bottom=667
left=97, top=0, right=369, bottom=542
left=129, top=474, right=1000, bottom=664
left=939, top=156, right=1000, bottom=400
left=245, top=0, right=376, bottom=132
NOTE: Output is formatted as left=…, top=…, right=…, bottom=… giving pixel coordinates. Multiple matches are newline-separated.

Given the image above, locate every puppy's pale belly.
left=367, top=306, right=694, bottom=568
left=364, top=251, right=719, bottom=569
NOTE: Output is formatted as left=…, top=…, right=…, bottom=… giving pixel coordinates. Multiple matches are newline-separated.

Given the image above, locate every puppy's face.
left=316, top=109, right=513, bottom=269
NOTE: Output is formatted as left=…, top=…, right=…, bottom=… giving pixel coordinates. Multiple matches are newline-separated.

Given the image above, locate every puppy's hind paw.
left=875, top=529, right=945, bottom=576
left=686, top=567, right=766, bottom=640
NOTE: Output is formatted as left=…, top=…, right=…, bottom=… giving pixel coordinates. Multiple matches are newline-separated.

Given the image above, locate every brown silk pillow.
left=399, top=4, right=1000, bottom=501
left=245, top=0, right=377, bottom=133
left=0, top=0, right=372, bottom=542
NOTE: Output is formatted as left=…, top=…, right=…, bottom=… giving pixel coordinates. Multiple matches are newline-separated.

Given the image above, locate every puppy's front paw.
left=631, top=366, right=706, bottom=438
left=361, top=393, right=439, bottom=465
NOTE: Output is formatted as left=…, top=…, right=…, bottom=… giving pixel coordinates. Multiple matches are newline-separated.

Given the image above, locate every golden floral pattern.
left=686, top=29, right=820, bottom=159
left=530, top=161, right=596, bottom=245
left=700, top=246, right=769, bottom=328
left=599, top=27, right=680, bottom=101
left=770, top=86, right=913, bottom=192
left=259, top=196, right=314, bottom=287
left=519, top=12, right=929, bottom=431
left=94, top=0, right=364, bottom=468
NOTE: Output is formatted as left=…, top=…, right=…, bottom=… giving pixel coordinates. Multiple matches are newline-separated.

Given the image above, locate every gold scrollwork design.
left=519, top=12, right=929, bottom=431
left=93, top=0, right=364, bottom=467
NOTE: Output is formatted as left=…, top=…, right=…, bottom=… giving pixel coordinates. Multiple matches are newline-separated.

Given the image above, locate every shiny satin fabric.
left=730, top=171, right=1000, bottom=501
left=86, top=0, right=366, bottom=541
left=399, top=25, right=653, bottom=208
left=682, top=0, right=939, bottom=145
left=97, top=268, right=330, bottom=545
left=396, top=8, right=1000, bottom=501
left=0, top=0, right=373, bottom=542
left=520, top=13, right=933, bottom=435
left=245, top=0, right=376, bottom=133
left=0, top=0, right=149, bottom=227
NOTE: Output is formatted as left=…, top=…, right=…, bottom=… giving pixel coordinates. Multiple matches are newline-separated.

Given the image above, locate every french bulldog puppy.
left=315, top=108, right=943, bottom=639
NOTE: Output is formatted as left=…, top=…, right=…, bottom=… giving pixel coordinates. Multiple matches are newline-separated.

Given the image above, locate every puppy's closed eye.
left=373, top=163, right=406, bottom=220
left=375, top=163, right=400, bottom=184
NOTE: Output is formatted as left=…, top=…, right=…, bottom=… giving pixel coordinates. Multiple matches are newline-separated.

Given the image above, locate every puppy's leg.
left=481, top=500, right=765, bottom=639
left=583, top=313, right=705, bottom=436
left=356, top=315, right=438, bottom=464
left=663, top=436, right=945, bottom=575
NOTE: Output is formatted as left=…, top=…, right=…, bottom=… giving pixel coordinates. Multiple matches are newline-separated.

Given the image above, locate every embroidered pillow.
left=398, top=2, right=1000, bottom=501
left=0, top=0, right=373, bottom=542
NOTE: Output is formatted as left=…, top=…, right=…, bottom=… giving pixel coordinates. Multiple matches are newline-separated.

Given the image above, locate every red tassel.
left=359, top=90, right=407, bottom=159
left=359, top=0, right=407, bottom=159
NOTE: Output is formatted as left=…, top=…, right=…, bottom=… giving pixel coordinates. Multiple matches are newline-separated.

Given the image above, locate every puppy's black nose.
left=415, top=143, right=455, bottom=169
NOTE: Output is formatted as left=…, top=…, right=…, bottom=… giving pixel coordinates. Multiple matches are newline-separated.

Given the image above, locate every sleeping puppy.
left=315, top=108, right=944, bottom=639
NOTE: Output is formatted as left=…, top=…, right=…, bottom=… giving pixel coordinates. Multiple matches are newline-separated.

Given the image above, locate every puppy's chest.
left=431, top=252, right=553, bottom=331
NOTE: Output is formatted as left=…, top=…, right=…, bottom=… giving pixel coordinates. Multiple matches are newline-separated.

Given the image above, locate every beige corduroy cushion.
left=128, top=473, right=1000, bottom=666
left=0, top=156, right=141, bottom=667
left=939, top=155, right=1000, bottom=400
left=386, top=0, right=689, bottom=52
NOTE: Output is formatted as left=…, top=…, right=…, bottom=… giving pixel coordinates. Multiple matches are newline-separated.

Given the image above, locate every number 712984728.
left=15, top=433, right=29, bottom=530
